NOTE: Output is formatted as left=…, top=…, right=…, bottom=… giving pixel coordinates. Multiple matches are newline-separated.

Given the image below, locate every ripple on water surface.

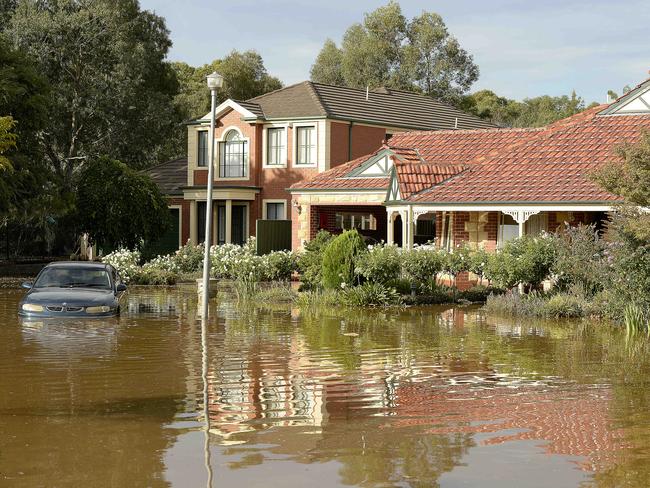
left=0, top=286, right=648, bottom=487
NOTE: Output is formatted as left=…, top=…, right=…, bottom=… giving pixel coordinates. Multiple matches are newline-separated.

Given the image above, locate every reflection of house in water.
left=391, top=381, right=620, bottom=473
left=203, top=307, right=624, bottom=480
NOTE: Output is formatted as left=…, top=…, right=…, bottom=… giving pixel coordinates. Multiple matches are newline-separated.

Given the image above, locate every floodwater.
left=1, top=286, right=650, bottom=487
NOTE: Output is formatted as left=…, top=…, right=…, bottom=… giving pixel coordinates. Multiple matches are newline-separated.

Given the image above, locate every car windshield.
left=34, top=267, right=112, bottom=289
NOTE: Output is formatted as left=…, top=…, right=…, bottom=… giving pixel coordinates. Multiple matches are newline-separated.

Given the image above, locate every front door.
left=216, top=203, right=247, bottom=245
left=231, top=205, right=246, bottom=245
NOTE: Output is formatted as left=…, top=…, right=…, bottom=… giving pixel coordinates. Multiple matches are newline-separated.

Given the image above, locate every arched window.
left=219, top=129, right=248, bottom=177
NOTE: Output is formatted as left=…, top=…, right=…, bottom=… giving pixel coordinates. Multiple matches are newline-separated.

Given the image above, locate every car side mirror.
left=21, top=281, right=33, bottom=289
left=116, top=283, right=127, bottom=292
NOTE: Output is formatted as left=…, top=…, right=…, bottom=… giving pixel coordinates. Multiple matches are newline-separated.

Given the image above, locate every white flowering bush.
left=261, top=250, right=297, bottom=281
left=143, top=254, right=180, bottom=274
left=101, top=248, right=141, bottom=283
left=173, top=241, right=204, bottom=273
left=355, top=244, right=401, bottom=284
left=401, top=247, right=443, bottom=285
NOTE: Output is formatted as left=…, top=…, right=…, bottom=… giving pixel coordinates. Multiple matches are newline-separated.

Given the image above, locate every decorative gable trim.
left=600, top=80, right=650, bottom=115
left=346, top=149, right=395, bottom=178
left=385, top=167, right=402, bottom=202
left=198, top=99, right=261, bottom=121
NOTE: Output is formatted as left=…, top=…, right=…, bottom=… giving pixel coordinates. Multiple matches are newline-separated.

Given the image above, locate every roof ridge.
left=305, top=81, right=329, bottom=117
left=246, top=80, right=307, bottom=102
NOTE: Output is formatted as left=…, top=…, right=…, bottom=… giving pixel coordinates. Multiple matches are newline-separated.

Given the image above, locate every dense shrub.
left=355, top=244, right=401, bottom=284
left=485, top=234, right=557, bottom=289
left=132, top=267, right=178, bottom=285
left=262, top=250, right=297, bottom=281
left=458, top=285, right=505, bottom=303
left=297, top=231, right=333, bottom=290
left=441, top=245, right=471, bottom=282
left=468, top=247, right=490, bottom=284
left=401, top=247, right=443, bottom=286
left=339, top=282, right=402, bottom=307
left=174, top=241, right=204, bottom=273
left=485, top=290, right=594, bottom=318
left=552, top=224, right=608, bottom=296
left=321, top=230, right=366, bottom=289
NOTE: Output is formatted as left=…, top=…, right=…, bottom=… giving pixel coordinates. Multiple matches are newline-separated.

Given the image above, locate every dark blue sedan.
left=19, top=262, right=127, bottom=318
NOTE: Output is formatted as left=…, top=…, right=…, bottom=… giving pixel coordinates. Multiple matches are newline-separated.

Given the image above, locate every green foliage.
left=131, top=267, right=178, bottom=286
left=262, top=250, right=297, bottom=281
left=322, top=230, right=367, bottom=289
left=0, top=35, right=51, bottom=229
left=458, top=285, right=505, bottom=303
left=7, top=0, right=180, bottom=179
left=355, top=244, right=401, bottom=284
left=401, top=247, right=443, bottom=285
left=441, top=245, right=471, bottom=278
left=485, top=235, right=557, bottom=289
left=173, top=241, right=205, bottom=273
left=76, top=156, right=170, bottom=250
left=172, top=50, right=283, bottom=122
left=552, top=224, right=608, bottom=296
left=310, top=1, right=478, bottom=103
left=297, top=230, right=334, bottom=290
left=0, top=116, right=16, bottom=168
left=484, top=290, right=593, bottom=319
left=339, top=282, right=402, bottom=307
left=461, top=89, right=588, bottom=128
left=624, top=303, right=648, bottom=336
left=592, top=130, right=650, bottom=208
left=468, top=247, right=490, bottom=282
left=310, top=39, right=345, bottom=86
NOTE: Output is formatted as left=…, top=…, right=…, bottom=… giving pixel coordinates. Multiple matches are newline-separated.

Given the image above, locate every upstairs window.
left=296, top=126, right=316, bottom=165
left=197, top=131, right=208, bottom=167
left=218, top=129, right=248, bottom=178
left=267, top=127, right=285, bottom=166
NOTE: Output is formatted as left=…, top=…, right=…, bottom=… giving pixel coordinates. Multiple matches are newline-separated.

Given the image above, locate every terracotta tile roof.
left=289, top=152, right=390, bottom=191
left=408, top=111, right=650, bottom=204
left=389, top=127, right=542, bottom=166
left=395, top=162, right=468, bottom=199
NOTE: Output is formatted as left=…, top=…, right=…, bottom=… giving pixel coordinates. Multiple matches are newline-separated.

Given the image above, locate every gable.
left=385, top=168, right=402, bottom=202
left=600, top=80, right=650, bottom=115
left=347, top=150, right=394, bottom=178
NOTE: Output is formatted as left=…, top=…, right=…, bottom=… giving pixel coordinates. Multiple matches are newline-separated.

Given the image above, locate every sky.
left=139, top=0, right=650, bottom=104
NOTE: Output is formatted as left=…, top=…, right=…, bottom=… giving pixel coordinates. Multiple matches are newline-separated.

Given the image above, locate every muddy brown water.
left=1, top=286, right=649, bottom=487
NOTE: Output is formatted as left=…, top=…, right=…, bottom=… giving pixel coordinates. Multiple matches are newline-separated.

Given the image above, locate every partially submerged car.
left=19, top=262, right=127, bottom=317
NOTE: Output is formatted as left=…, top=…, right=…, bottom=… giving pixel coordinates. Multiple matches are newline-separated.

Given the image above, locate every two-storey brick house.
left=148, top=81, right=494, bottom=252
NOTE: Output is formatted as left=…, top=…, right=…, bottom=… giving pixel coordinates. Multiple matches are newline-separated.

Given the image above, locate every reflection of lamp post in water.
left=199, top=71, right=224, bottom=317
left=201, top=316, right=213, bottom=487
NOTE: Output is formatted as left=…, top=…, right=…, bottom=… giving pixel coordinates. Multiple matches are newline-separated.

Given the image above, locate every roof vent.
left=372, top=86, right=391, bottom=95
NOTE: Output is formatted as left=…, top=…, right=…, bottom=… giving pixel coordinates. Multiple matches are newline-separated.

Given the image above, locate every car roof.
left=44, top=261, right=110, bottom=270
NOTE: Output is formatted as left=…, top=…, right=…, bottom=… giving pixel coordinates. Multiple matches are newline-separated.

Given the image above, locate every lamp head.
left=206, top=71, right=224, bottom=90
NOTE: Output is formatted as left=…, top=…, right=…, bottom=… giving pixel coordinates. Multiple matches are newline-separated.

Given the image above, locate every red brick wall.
left=350, top=124, right=387, bottom=159
left=485, top=212, right=499, bottom=252
left=330, top=121, right=350, bottom=167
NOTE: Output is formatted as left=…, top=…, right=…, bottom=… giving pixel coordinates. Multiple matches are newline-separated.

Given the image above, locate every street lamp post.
left=200, top=71, right=224, bottom=318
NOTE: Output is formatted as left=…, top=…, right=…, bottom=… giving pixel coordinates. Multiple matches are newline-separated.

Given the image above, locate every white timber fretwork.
left=347, top=151, right=394, bottom=178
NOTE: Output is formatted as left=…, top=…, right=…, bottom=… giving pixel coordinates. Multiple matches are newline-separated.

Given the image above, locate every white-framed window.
left=197, top=130, right=208, bottom=167
left=266, top=127, right=286, bottom=166
left=264, top=201, right=286, bottom=220
left=498, top=213, right=518, bottom=249
left=218, top=129, right=248, bottom=178
left=335, top=212, right=377, bottom=231
left=296, top=125, right=316, bottom=165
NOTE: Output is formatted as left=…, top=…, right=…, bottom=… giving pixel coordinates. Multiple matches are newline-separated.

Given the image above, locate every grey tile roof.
left=245, top=81, right=495, bottom=130
left=145, top=157, right=187, bottom=196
